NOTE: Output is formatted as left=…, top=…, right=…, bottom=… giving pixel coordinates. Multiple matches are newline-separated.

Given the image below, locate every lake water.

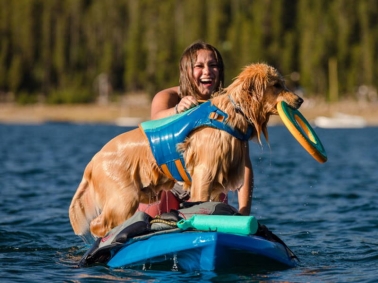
left=1, top=123, right=377, bottom=282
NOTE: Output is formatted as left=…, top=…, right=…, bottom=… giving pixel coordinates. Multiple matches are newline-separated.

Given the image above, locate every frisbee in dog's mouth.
left=277, top=101, right=327, bottom=163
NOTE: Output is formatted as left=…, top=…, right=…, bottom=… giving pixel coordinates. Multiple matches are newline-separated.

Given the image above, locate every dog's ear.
left=241, top=68, right=266, bottom=100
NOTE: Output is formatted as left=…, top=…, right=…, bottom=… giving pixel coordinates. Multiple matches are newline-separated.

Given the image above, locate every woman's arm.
left=150, top=86, right=180, bottom=119
left=237, top=143, right=254, bottom=215
left=151, top=86, right=200, bottom=120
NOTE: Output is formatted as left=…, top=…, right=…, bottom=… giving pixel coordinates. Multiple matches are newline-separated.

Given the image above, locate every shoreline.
left=0, top=99, right=377, bottom=126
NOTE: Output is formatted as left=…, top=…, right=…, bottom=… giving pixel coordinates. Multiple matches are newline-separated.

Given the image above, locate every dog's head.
left=226, top=63, right=303, bottom=143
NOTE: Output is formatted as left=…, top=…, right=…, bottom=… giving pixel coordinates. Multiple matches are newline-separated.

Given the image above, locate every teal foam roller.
left=177, top=215, right=258, bottom=235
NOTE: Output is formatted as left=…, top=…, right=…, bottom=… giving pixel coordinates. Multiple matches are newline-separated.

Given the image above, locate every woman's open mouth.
left=200, top=78, right=213, bottom=87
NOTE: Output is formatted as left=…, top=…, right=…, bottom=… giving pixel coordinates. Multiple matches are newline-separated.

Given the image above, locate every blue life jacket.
left=139, top=101, right=254, bottom=184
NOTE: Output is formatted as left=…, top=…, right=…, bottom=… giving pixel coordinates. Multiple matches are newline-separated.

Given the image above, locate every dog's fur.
left=69, top=63, right=303, bottom=239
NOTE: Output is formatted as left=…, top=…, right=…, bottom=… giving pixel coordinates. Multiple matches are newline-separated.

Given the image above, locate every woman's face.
left=192, top=49, right=220, bottom=99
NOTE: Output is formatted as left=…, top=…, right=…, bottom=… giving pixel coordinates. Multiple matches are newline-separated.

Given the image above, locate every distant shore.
left=0, top=97, right=377, bottom=126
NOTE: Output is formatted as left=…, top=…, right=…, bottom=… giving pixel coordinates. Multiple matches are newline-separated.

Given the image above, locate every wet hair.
left=179, top=41, right=225, bottom=99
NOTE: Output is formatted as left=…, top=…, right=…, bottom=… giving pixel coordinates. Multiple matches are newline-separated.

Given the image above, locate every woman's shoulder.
left=155, top=86, right=180, bottom=97
left=153, top=86, right=180, bottom=102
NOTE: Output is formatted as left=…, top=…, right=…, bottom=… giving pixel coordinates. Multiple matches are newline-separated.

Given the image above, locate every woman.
left=150, top=41, right=253, bottom=216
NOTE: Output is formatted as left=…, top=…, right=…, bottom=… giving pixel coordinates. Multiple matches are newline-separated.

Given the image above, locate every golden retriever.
left=69, top=63, right=303, bottom=240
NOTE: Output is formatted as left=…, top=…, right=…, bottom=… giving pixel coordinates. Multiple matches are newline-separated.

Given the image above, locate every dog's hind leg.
left=89, top=185, right=140, bottom=238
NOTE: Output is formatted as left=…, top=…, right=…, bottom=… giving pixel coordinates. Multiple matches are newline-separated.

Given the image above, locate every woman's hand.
left=175, top=96, right=199, bottom=114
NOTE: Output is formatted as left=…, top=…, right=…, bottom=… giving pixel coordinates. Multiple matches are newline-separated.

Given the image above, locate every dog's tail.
left=69, top=162, right=98, bottom=240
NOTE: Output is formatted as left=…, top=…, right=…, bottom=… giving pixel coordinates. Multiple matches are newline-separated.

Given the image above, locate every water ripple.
left=1, top=124, right=378, bottom=282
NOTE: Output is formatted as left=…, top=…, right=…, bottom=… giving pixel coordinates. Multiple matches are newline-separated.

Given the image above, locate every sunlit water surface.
left=1, top=123, right=377, bottom=282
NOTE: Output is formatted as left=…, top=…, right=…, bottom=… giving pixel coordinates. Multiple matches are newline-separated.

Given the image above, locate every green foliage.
left=0, top=0, right=377, bottom=103
left=9, top=56, right=23, bottom=93
left=16, top=92, right=39, bottom=105
left=47, top=87, right=93, bottom=104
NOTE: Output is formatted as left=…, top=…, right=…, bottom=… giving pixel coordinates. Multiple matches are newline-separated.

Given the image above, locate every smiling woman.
left=191, top=50, right=220, bottom=99
left=150, top=41, right=225, bottom=120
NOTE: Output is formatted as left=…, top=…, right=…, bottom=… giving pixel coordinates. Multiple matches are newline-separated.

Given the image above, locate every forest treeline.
left=0, top=0, right=377, bottom=104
